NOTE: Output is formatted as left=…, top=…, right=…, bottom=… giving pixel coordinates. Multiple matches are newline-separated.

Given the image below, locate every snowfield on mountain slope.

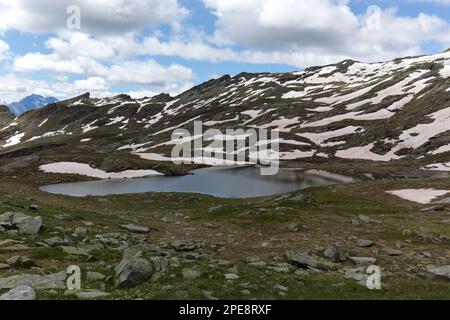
left=1, top=50, right=450, bottom=165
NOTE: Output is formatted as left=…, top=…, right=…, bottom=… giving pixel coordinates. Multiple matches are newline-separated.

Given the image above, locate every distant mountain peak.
left=8, top=94, right=58, bottom=116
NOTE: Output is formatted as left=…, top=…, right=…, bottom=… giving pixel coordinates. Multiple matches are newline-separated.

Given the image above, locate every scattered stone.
left=344, top=268, right=369, bottom=286
left=425, top=265, right=450, bottom=281
left=275, top=284, right=288, bottom=292
left=435, top=197, right=450, bottom=205
left=120, top=224, right=149, bottom=234
left=74, top=227, right=88, bottom=237
left=285, top=251, right=337, bottom=271
left=225, top=273, right=239, bottom=280
left=55, top=214, right=80, bottom=221
left=288, top=223, right=303, bottom=233
left=0, top=285, right=36, bottom=300
left=0, top=263, right=9, bottom=270
left=76, top=290, right=111, bottom=299
left=239, top=208, right=270, bottom=217
left=171, top=240, right=196, bottom=252
left=87, top=271, right=106, bottom=282
left=352, top=215, right=381, bottom=226
left=0, top=272, right=66, bottom=290
left=402, top=229, right=449, bottom=243
left=160, top=217, right=175, bottom=224
left=182, top=268, right=201, bottom=280
left=356, top=240, right=375, bottom=248
left=324, top=243, right=350, bottom=262
left=384, top=249, right=402, bottom=256
left=202, top=290, right=218, bottom=300
left=351, top=257, right=377, bottom=265
left=29, top=204, right=41, bottom=211
left=207, top=205, right=224, bottom=213
left=45, top=236, right=73, bottom=247
left=115, top=257, right=153, bottom=288
left=62, top=246, right=91, bottom=256
left=6, top=256, right=37, bottom=269
left=0, top=245, right=32, bottom=252
left=248, top=261, right=267, bottom=268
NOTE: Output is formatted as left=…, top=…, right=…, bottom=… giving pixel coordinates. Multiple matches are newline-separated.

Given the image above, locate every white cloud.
left=12, top=31, right=195, bottom=88
left=106, top=60, right=194, bottom=86
left=73, top=77, right=109, bottom=92
left=46, top=33, right=115, bottom=60
left=202, top=0, right=450, bottom=65
left=0, top=0, right=188, bottom=35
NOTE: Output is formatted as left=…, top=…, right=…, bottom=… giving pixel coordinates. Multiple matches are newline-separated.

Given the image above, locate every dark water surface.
left=40, top=167, right=356, bottom=198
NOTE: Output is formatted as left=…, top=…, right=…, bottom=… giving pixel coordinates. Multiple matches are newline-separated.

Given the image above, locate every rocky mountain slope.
left=1, top=50, right=450, bottom=171
left=8, top=95, right=58, bottom=116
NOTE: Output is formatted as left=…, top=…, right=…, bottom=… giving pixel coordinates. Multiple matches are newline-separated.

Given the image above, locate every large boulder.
left=0, top=285, right=36, bottom=300
left=0, top=212, right=42, bottom=235
left=115, top=257, right=153, bottom=288
left=0, top=272, right=66, bottom=290
left=425, top=265, right=450, bottom=281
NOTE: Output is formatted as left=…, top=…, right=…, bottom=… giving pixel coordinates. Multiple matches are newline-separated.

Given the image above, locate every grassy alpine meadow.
left=0, top=160, right=449, bottom=300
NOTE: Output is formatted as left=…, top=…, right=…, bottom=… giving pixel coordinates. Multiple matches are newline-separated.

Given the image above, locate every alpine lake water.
left=40, top=166, right=357, bottom=198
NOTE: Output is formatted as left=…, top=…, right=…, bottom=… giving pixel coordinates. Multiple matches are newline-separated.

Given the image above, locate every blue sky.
left=0, top=0, right=450, bottom=102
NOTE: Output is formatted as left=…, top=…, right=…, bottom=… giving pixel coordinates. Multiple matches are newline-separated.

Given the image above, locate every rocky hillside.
left=1, top=50, right=450, bottom=170
left=0, top=106, right=14, bottom=129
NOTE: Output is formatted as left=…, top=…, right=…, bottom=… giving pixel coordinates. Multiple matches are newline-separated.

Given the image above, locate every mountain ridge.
left=1, top=50, right=450, bottom=173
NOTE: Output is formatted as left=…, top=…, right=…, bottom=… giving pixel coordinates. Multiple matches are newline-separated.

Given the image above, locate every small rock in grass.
left=324, top=243, right=350, bottom=262
left=225, top=273, right=239, bottom=280
left=182, top=268, right=201, bottom=280
left=29, top=205, right=41, bottom=211
left=350, top=257, right=377, bottom=265
left=87, top=271, right=106, bottom=282
left=76, top=290, right=111, bottom=299
left=45, top=236, right=73, bottom=247
left=384, top=249, right=402, bottom=256
left=275, top=284, right=288, bottom=292
left=120, top=224, right=149, bottom=234
left=356, top=239, right=375, bottom=248
left=74, top=227, right=88, bottom=237
left=171, top=240, right=196, bottom=252
left=288, top=223, right=303, bottom=233
left=6, top=256, right=37, bottom=269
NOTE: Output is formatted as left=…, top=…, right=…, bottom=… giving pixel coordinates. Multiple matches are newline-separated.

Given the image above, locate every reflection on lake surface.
left=40, top=166, right=356, bottom=198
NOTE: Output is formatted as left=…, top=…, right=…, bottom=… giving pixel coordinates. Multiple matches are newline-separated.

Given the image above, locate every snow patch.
left=387, top=189, right=450, bottom=204
left=40, top=162, right=163, bottom=179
